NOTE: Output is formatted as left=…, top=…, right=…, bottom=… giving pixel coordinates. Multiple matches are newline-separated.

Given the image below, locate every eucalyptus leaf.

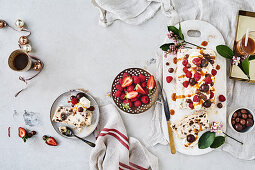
left=210, top=136, right=225, bottom=148
left=242, top=57, right=250, bottom=76
left=198, top=131, right=215, bottom=149
left=167, top=26, right=179, bottom=35
left=178, top=23, right=184, bottom=40
left=216, top=45, right=234, bottom=59
left=160, top=43, right=173, bottom=51
left=249, top=55, right=255, bottom=60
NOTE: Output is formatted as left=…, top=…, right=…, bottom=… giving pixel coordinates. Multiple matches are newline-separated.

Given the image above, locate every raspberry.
left=211, top=69, right=217, bottom=76
left=193, top=95, right=200, bottom=102
left=134, top=100, right=142, bottom=107
left=189, top=103, right=194, bottom=109
left=205, top=77, right=212, bottom=84
left=183, top=81, right=189, bottom=88
left=116, top=84, right=123, bottom=91
left=185, top=71, right=192, bottom=78
left=139, top=74, right=146, bottom=82
left=219, top=95, right=226, bottom=102
left=183, top=67, right=189, bottom=73
left=194, top=72, right=201, bottom=81
left=120, top=93, right=125, bottom=100
left=141, top=96, right=149, bottom=104
left=192, top=58, right=201, bottom=66
left=118, top=78, right=123, bottom=84
left=133, top=76, right=140, bottom=84
left=166, top=76, right=173, bottom=83
left=182, top=59, right=188, bottom=66
left=141, top=82, right=146, bottom=88
left=131, top=97, right=138, bottom=102
left=210, top=92, right=214, bottom=99
left=123, top=73, right=130, bottom=77
left=114, top=91, right=121, bottom=98
left=126, top=85, right=134, bottom=92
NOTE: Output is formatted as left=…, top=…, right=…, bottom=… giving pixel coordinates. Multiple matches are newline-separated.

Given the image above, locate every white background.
left=0, top=0, right=254, bottom=169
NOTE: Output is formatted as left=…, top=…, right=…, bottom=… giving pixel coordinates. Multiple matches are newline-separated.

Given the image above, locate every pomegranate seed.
left=192, top=58, right=201, bottom=66
left=219, top=95, right=226, bottom=102
left=166, top=76, right=173, bottom=83
left=183, top=67, right=189, bottom=73
left=193, top=95, right=199, bottom=102
left=211, top=69, right=217, bottom=76
left=194, top=72, right=201, bottom=81
left=185, top=71, right=192, bottom=78
left=182, top=59, right=188, bottom=66
left=183, top=81, right=189, bottom=88
left=210, top=92, right=214, bottom=99
left=205, top=77, right=212, bottom=84
left=189, top=103, right=194, bottom=109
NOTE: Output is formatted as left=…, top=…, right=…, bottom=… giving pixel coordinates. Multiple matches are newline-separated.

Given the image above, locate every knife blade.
left=157, top=81, right=176, bottom=154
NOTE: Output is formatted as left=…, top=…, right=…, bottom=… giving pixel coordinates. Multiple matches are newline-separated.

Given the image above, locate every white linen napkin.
left=91, top=0, right=178, bottom=27
left=89, top=104, right=159, bottom=170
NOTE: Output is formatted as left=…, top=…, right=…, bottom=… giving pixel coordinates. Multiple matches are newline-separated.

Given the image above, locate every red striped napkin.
left=90, top=104, right=159, bottom=170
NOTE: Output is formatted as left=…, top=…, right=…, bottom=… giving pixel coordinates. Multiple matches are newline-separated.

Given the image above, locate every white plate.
left=162, top=20, right=227, bottom=155
left=50, top=89, right=99, bottom=138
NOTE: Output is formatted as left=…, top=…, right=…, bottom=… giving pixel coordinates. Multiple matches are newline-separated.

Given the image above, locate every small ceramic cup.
left=228, top=108, right=254, bottom=133
left=8, top=49, right=32, bottom=72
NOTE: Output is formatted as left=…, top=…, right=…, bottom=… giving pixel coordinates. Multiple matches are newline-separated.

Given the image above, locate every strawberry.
left=134, top=100, right=142, bottom=107
left=116, top=84, right=123, bottom=91
left=166, top=76, right=173, bottom=83
left=43, top=135, right=58, bottom=146
left=18, top=127, right=27, bottom=142
left=139, top=74, right=146, bottom=82
left=126, top=85, right=134, bottom=92
left=141, top=82, right=146, bottom=88
left=219, top=95, right=226, bottom=102
left=141, top=96, right=149, bottom=104
left=122, top=99, right=132, bottom=109
left=121, top=76, right=133, bottom=88
left=126, top=91, right=138, bottom=99
left=183, top=81, right=189, bottom=88
left=147, top=75, right=155, bottom=93
left=133, top=76, right=141, bottom=84
left=114, top=91, right=121, bottom=98
left=71, top=98, right=78, bottom=105
left=120, top=93, right=126, bottom=100
left=123, top=73, right=130, bottom=77
left=135, top=84, right=146, bottom=94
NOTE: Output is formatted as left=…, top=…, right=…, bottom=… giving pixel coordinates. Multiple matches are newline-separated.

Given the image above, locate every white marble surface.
left=0, top=0, right=254, bottom=169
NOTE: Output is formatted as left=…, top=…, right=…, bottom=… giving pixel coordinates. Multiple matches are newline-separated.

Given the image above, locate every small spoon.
left=61, top=126, right=95, bottom=147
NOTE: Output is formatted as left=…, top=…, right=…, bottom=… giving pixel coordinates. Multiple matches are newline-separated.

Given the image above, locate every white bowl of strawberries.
left=111, top=68, right=157, bottom=114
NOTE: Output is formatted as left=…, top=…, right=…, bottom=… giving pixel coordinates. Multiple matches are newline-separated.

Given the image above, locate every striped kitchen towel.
left=90, top=104, right=159, bottom=170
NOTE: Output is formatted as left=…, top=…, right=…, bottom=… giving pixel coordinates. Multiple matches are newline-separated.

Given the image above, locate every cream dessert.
left=175, top=49, right=217, bottom=110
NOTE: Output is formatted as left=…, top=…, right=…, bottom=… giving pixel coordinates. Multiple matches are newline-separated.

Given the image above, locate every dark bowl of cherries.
left=229, top=108, right=254, bottom=133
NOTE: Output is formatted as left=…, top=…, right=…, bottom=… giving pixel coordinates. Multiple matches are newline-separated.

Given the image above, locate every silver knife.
left=157, top=81, right=176, bottom=154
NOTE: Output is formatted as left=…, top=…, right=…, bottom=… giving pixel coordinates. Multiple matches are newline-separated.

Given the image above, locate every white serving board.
left=161, top=20, right=227, bottom=155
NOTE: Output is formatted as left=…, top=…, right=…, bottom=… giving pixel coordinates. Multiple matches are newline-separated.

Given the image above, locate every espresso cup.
left=8, top=49, right=32, bottom=72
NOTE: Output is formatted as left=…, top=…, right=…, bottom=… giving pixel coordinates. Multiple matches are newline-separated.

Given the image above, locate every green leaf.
left=210, top=136, right=225, bottom=148
left=249, top=55, right=255, bottom=60
left=167, top=26, right=179, bottom=35
left=216, top=45, right=234, bottom=59
left=160, top=43, right=173, bottom=51
left=198, top=131, right=215, bottom=149
left=242, top=57, right=250, bottom=76
left=178, top=23, right=184, bottom=40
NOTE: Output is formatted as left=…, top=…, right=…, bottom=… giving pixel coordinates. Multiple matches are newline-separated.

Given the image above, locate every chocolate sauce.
left=13, top=53, right=28, bottom=70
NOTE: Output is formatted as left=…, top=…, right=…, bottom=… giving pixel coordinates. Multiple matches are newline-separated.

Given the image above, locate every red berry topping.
left=183, top=81, right=189, bottom=88
left=118, top=78, right=123, bottom=84
left=120, top=93, right=125, bottom=100
left=141, top=96, right=149, bottom=104
left=133, top=76, right=141, bottom=84
left=138, top=74, right=146, bottom=82
left=185, top=71, right=192, bottom=78
left=189, top=103, right=194, bottom=109
left=194, top=72, right=201, bottom=81
left=183, top=67, right=189, bottom=73
left=126, top=85, right=134, bottom=92
left=182, top=59, right=188, bottom=66
left=192, top=58, right=201, bottom=66
left=205, top=76, right=212, bottom=84
left=71, top=98, right=78, bottom=105
left=134, top=100, right=142, bottom=107
left=211, top=69, right=217, bottom=76
left=219, top=95, right=226, bottom=102
left=116, top=84, right=123, bottom=91
left=166, top=76, right=173, bottom=83
left=141, top=82, right=146, bottom=88
left=210, top=92, right=214, bottom=99
left=114, top=91, right=121, bottom=98
left=123, top=73, right=130, bottom=77
left=193, top=95, right=200, bottom=102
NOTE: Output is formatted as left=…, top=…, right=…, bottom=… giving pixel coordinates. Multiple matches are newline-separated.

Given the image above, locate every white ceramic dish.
left=228, top=108, right=254, bottom=133
left=50, top=89, right=99, bottom=138
left=161, top=20, right=227, bottom=155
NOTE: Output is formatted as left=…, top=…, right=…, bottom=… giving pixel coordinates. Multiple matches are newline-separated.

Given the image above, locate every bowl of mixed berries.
left=111, top=68, right=158, bottom=114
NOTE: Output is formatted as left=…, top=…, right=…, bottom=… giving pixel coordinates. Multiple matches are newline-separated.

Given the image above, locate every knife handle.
left=167, top=120, right=176, bottom=154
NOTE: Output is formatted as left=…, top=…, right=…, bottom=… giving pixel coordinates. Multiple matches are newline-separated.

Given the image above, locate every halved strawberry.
left=126, top=91, right=138, bottom=99
left=147, top=75, right=155, bottom=93
left=18, top=127, right=27, bottom=142
left=121, top=76, right=133, bottom=88
left=43, top=135, right=58, bottom=146
left=135, top=84, right=146, bottom=94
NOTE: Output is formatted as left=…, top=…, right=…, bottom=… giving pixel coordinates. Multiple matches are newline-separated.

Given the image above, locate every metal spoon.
left=61, top=126, right=95, bottom=147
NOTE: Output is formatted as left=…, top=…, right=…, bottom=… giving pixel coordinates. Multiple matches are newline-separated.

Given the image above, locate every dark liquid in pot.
left=13, top=53, right=28, bottom=70
left=241, top=37, right=255, bottom=54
